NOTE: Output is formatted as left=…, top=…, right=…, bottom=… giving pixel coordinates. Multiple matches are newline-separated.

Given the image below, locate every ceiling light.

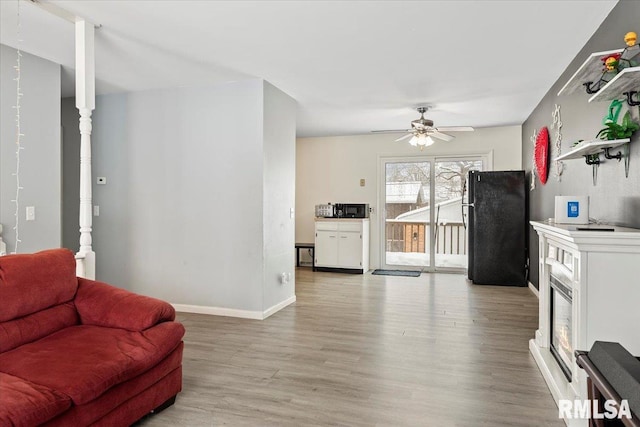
left=409, top=133, right=435, bottom=149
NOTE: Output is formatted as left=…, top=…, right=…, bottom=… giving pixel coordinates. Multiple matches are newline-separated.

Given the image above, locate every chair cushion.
left=42, top=344, right=184, bottom=427
left=0, top=249, right=78, bottom=322
left=0, top=372, right=72, bottom=427
left=74, top=278, right=176, bottom=331
left=0, top=322, right=185, bottom=405
left=0, top=302, right=79, bottom=353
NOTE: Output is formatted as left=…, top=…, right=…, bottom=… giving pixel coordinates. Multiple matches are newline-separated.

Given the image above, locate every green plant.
left=596, top=111, right=639, bottom=140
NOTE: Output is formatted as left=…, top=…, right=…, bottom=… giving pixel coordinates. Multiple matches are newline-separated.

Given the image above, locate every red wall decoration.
left=535, top=127, right=550, bottom=184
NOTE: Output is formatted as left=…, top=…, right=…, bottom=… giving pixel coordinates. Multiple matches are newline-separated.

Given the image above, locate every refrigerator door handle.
left=461, top=203, right=474, bottom=229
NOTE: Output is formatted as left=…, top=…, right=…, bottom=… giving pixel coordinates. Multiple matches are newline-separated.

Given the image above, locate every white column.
left=75, top=20, right=96, bottom=279
left=0, top=224, right=7, bottom=256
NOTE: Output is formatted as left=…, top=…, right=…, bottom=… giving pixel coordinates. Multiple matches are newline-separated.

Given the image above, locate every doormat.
left=372, top=269, right=421, bottom=277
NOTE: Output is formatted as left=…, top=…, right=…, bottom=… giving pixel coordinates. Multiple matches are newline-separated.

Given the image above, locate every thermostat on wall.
left=554, top=196, right=589, bottom=224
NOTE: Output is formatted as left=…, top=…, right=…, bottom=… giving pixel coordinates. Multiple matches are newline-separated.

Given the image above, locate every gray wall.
left=523, top=0, right=640, bottom=287
left=1, top=44, right=61, bottom=254
left=62, top=79, right=296, bottom=313
left=61, top=98, right=79, bottom=253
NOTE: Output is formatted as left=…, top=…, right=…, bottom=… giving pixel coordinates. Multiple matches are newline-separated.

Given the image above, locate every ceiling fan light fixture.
left=423, top=135, right=435, bottom=147
left=373, top=106, right=474, bottom=148
left=409, top=133, right=435, bottom=149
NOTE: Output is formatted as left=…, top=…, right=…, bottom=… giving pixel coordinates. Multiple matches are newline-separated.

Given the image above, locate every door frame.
left=378, top=156, right=433, bottom=271
left=378, top=152, right=493, bottom=273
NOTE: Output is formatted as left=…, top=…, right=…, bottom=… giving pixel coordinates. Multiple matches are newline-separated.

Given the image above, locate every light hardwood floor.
left=139, top=269, right=562, bottom=426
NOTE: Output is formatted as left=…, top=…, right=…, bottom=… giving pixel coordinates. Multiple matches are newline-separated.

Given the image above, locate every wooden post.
left=75, top=20, right=96, bottom=279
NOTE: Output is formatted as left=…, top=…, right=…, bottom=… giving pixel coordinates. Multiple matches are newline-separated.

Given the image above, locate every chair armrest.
left=74, top=278, right=176, bottom=331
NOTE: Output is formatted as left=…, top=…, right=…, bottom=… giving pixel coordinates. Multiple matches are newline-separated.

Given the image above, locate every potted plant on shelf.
left=596, top=111, right=639, bottom=140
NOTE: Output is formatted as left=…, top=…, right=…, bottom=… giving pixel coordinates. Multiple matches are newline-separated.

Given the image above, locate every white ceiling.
left=0, top=0, right=617, bottom=137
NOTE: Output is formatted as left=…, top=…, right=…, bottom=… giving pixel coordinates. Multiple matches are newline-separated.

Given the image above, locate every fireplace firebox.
left=550, top=272, right=573, bottom=381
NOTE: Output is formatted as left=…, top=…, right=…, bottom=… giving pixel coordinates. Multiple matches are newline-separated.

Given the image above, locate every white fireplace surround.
left=529, top=220, right=640, bottom=427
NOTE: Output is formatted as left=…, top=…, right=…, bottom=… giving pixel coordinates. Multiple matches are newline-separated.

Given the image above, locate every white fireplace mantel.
left=530, top=220, right=640, bottom=427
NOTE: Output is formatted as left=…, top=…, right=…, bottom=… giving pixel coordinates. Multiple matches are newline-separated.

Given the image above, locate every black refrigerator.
left=466, top=170, right=527, bottom=286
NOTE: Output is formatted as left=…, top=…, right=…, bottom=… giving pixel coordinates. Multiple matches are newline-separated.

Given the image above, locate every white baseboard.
left=171, top=304, right=263, bottom=319
left=263, top=295, right=297, bottom=319
left=528, top=281, right=539, bottom=298
left=172, top=294, right=296, bottom=320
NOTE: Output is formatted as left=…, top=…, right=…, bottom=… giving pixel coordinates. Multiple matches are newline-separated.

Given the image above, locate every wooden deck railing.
left=385, top=221, right=466, bottom=255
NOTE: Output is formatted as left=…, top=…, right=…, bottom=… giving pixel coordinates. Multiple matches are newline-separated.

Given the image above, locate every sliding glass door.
left=381, top=156, right=486, bottom=272
left=433, top=159, right=483, bottom=269
left=383, top=160, right=432, bottom=269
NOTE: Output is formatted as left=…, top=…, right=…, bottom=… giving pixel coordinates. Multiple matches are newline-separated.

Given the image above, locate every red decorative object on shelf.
left=535, top=127, right=550, bottom=184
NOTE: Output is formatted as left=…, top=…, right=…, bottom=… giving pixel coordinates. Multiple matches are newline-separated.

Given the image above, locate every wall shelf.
left=588, top=66, right=640, bottom=104
left=557, top=49, right=623, bottom=96
left=553, top=138, right=630, bottom=161
left=555, top=43, right=638, bottom=182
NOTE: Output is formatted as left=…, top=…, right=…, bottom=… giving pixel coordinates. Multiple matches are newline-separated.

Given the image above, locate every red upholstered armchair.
left=0, top=249, right=185, bottom=426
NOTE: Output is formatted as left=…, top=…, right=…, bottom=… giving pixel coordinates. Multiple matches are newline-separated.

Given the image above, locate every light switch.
left=26, top=206, right=35, bottom=221
left=360, top=178, right=365, bottom=187
left=94, top=205, right=100, bottom=216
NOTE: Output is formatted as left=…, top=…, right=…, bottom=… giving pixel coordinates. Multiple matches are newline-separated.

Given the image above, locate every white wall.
left=62, top=79, right=296, bottom=317
left=262, top=82, right=297, bottom=310
left=296, top=126, right=522, bottom=269
left=1, top=44, right=61, bottom=254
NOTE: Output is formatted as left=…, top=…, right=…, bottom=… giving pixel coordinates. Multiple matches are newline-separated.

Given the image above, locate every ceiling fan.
left=372, top=107, right=474, bottom=149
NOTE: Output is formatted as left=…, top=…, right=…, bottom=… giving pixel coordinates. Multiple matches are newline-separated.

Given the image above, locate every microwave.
left=315, top=204, right=335, bottom=218
left=335, top=203, right=369, bottom=218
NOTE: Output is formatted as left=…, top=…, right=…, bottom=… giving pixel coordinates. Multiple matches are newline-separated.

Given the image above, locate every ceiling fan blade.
left=395, top=133, right=414, bottom=142
left=436, top=126, right=475, bottom=132
left=371, top=129, right=413, bottom=134
left=431, top=131, right=454, bottom=142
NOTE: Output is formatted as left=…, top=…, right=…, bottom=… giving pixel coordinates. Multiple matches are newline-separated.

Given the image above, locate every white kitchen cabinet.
left=315, top=228, right=339, bottom=267
left=315, top=219, right=369, bottom=273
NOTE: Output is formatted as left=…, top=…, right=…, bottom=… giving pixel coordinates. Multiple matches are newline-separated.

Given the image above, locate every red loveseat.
left=0, top=249, right=185, bottom=426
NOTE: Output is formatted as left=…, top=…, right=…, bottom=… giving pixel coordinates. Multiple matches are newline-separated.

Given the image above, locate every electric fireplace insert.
left=550, top=271, right=573, bottom=381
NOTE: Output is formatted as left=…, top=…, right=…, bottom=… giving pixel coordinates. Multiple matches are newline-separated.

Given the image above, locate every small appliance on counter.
left=315, top=203, right=370, bottom=218
left=335, top=203, right=369, bottom=218
left=315, top=204, right=335, bottom=218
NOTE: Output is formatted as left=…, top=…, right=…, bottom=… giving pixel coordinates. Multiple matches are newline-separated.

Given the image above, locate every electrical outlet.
left=360, top=178, right=365, bottom=187
left=26, top=206, right=35, bottom=221
left=280, top=272, right=293, bottom=284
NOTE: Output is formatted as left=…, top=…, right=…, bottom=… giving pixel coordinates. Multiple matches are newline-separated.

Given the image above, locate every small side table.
left=295, top=243, right=315, bottom=271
